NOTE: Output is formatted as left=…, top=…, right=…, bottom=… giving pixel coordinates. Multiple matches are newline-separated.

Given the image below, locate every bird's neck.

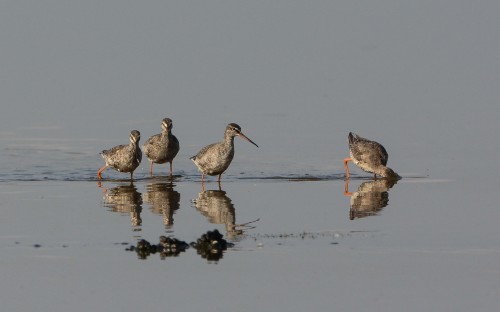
left=223, top=134, right=235, bottom=147
left=161, top=130, right=171, bottom=141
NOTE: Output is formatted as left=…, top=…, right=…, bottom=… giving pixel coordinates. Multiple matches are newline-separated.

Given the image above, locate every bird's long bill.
left=238, top=132, right=259, bottom=148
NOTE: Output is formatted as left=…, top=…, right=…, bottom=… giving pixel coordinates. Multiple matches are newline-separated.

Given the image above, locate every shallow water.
left=1, top=1, right=500, bottom=311
left=2, top=176, right=500, bottom=312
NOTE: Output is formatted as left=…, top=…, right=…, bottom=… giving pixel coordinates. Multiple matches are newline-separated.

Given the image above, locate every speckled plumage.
left=98, top=130, right=142, bottom=180
left=192, top=189, right=235, bottom=226
left=344, top=132, right=400, bottom=179
left=142, top=118, right=179, bottom=176
left=143, top=182, right=180, bottom=227
left=190, top=123, right=258, bottom=183
left=345, top=179, right=397, bottom=220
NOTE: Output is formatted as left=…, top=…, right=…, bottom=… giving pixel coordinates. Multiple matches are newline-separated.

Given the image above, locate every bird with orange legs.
left=97, top=130, right=142, bottom=180
left=344, top=132, right=400, bottom=180
left=191, top=123, right=258, bottom=184
left=142, top=118, right=179, bottom=177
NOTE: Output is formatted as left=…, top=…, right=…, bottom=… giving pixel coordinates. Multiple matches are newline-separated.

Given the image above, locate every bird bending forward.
left=344, top=132, right=400, bottom=180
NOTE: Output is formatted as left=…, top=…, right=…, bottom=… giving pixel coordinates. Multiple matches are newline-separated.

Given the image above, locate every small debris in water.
left=127, top=236, right=189, bottom=260
left=191, top=229, right=233, bottom=262
left=158, top=236, right=190, bottom=259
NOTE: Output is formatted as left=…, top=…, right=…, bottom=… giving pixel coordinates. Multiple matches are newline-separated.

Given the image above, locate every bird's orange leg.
left=149, top=161, right=153, bottom=176
left=169, top=162, right=173, bottom=178
left=201, top=173, right=205, bottom=183
left=217, top=174, right=222, bottom=183
left=344, top=158, right=352, bottom=178
left=97, top=165, right=108, bottom=180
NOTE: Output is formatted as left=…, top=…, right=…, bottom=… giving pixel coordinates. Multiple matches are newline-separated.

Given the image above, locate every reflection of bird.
left=102, top=182, right=143, bottom=227
left=344, top=132, right=400, bottom=179
left=190, top=123, right=258, bottom=183
left=98, top=130, right=142, bottom=180
left=344, top=179, right=397, bottom=220
left=143, top=182, right=180, bottom=228
left=142, top=118, right=180, bottom=177
left=192, top=189, right=238, bottom=237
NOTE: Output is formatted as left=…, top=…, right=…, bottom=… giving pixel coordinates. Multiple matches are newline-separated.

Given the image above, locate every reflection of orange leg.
left=149, top=161, right=153, bottom=176
left=97, top=165, right=108, bottom=180
left=344, top=158, right=352, bottom=178
left=97, top=181, right=108, bottom=194
left=344, top=179, right=353, bottom=196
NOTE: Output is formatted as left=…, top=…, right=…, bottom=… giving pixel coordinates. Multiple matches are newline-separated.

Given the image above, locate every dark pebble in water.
left=33, top=244, right=41, bottom=248
left=191, top=229, right=232, bottom=262
left=129, top=237, right=189, bottom=260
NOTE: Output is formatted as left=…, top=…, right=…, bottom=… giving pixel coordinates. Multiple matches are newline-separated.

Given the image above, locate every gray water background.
left=1, top=1, right=499, bottom=311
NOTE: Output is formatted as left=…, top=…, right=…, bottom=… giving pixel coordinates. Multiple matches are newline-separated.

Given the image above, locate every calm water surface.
left=1, top=156, right=499, bottom=311
left=1, top=1, right=500, bottom=312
